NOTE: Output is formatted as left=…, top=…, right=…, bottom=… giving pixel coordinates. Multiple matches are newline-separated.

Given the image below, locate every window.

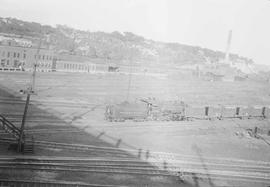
left=42, top=55, right=45, bottom=60
left=7, top=60, right=9, bottom=65
left=13, top=52, right=16, bottom=58
left=39, top=55, right=41, bottom=59
left=23, top=54, right=26, bottom=59
left=17, top=53, right=20, bottom=58
left=14, top=60, right=17, bottom=67
left=7, top=52, right=10, bottom=58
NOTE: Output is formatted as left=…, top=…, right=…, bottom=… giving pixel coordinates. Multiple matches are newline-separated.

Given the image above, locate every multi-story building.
left=0, top=40, right=55, bottom=71
left=0, top=40, right=105, bottom=73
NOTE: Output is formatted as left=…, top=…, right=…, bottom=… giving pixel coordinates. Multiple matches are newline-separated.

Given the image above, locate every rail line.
left=1, top=138, right=270, bottom=182
left=0, top=159, right=269, bottom=174
left=0, top=179, right=124, bottom=187
left=0, top=157, right=269, bottom=184
left=1, top=138, right=270, bottom=166
left=0, top=99, right=99, bottom=109
left=1, top=98, right=268, bottom=119
left=0, top=129, right=83, bottom=136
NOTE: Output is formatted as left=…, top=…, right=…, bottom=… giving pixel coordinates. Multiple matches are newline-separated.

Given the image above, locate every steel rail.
left=1, top=138, right=270, bottom=167
left=0, top=160, right=269, bottom=174
left=0, top=179, right=125, bottom=187
left=0, top=156, right=269, bottom=170
left=0, top=163, right=269, bottom=183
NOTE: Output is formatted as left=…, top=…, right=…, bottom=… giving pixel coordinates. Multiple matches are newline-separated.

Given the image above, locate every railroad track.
left=0, top=156, right=269, bottom=184
left=0, top=179, right=124, bottom=187
left=1, top=98, right=267, bottom=121
left=2, top=138, right=270, bottom=167
left=0, top=163, right=171, bottom=176
left=2, top=133, right=270, bottom=166
left=0, top=128, right=83, bottom=135
left=0, top=158, right=269, bottom=175
left=1, top=138, right=270, bottom=183
left=0, top=98, right=99, bottom=108
left=0, top=157, right=171, bottom=176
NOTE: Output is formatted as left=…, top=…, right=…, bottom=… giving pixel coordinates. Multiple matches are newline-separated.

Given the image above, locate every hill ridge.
left=0, top=17, right=254, bottom=66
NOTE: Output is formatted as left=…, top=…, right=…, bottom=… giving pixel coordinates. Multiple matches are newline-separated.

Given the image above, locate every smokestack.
left=225, top=30, right=232, bottom=66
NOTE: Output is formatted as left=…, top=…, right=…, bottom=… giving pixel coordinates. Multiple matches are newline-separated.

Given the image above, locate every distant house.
left=199, top=62, right=248, bottom=82
left=234, top=76, right=247, bottom=81
left=204, top=72, right=224, bottom=81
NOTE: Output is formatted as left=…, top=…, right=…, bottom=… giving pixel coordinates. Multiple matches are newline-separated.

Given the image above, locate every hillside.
left=0, top=17, right=254, bottom=66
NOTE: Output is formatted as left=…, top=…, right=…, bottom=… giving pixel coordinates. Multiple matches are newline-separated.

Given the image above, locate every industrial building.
left=0, top=40, right=103, bottom=73
left=0, top=39, right=55, bottom=71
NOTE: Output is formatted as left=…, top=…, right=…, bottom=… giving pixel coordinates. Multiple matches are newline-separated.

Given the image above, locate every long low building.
left=55, top=60, right=97, bottom=73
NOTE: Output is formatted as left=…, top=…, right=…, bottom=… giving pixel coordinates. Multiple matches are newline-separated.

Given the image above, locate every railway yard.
left=1, top=71, right=270, bottom=187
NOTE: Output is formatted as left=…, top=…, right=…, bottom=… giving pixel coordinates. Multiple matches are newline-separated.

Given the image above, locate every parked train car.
left=151, top=100, right=186, bottom=121
left=105, top=101, right=150, bottom=122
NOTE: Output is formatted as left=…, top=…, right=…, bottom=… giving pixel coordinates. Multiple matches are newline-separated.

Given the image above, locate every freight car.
left=105, top=101, right=150, bottom=122
left=151, top=100, right=186, bottom=121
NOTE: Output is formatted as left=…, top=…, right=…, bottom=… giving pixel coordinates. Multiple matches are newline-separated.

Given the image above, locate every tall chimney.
left=225, top=30, right=232, bottom=66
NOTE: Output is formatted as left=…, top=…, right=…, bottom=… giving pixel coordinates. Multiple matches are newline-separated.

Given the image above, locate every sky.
left=0, top=0, right=269, bottom=65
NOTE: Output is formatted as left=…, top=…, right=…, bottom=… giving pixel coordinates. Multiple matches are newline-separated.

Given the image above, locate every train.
left=105, top=99, right=186, bottom=122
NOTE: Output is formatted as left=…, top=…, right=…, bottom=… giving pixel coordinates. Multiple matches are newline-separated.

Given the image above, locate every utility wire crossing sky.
left=0, top=0, right=269, bottom=65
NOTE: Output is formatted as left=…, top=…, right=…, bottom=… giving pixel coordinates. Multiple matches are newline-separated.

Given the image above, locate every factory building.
left=0, top=41, right=100, bottom=73
left=0, top=40, right=55, bottom=71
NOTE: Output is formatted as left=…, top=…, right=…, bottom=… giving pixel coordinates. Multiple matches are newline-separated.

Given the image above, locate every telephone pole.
left=17, top=38, right=41, bottom=152
left=126, top=56, right=133, bottom=101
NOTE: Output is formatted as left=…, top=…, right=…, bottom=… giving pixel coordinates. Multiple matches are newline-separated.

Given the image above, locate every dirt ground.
left=0, top=71, right=270, bottom=186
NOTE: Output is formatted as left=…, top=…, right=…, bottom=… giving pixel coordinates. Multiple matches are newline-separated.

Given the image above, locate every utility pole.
left=17, top=38, right=41, bottom=152
left=126, top=56, right=133, bottom=101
